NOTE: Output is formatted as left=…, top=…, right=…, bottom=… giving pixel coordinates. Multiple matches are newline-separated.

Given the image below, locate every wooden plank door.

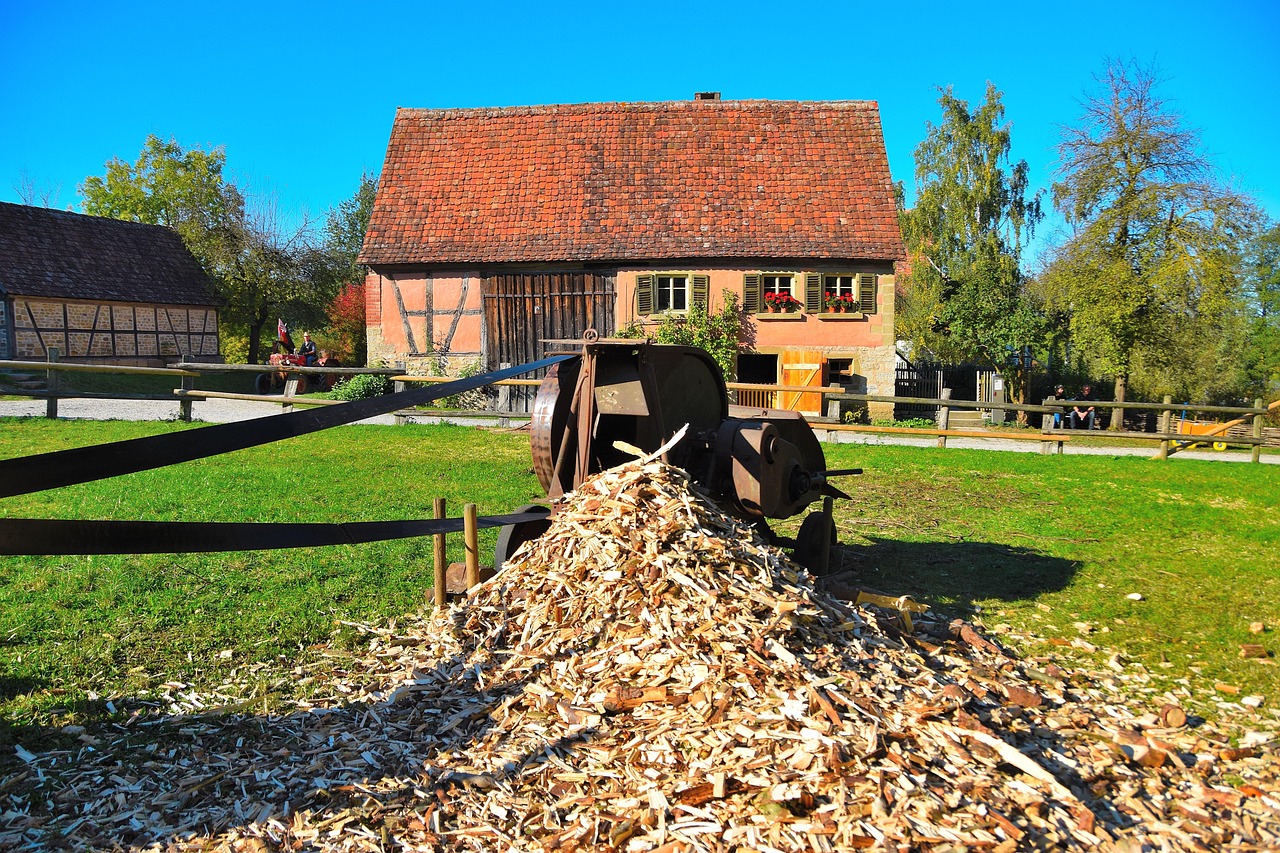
left=483, top=272, right=615, bottom=412
left=779, top=350, right=825, bottom=414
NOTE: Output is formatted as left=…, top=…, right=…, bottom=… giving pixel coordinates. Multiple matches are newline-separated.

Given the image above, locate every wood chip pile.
left=3, top=459, right=1278, bottom=851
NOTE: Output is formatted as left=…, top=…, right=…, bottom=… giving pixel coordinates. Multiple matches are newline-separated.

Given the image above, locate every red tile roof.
left=360, top=99, right=904, bottom=266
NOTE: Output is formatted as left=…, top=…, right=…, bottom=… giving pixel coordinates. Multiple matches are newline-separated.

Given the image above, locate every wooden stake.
left=464, top=503, right=480, bottom=591
left=935, top=388, right=951, bottom=449
left=433, top=498, right=447, bottom=608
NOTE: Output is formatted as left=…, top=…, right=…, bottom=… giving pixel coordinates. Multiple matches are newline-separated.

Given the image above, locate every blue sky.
left=3, top=0, right=1277, bottom=266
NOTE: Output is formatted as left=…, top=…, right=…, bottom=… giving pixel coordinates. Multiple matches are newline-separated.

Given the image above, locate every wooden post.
left=1040, top=397, right=1054, bottom=456
left=463, top=503, right=480, bottom=591
left=394, top=361, right=407, bottom=425
left=1252, top=398, right=1264, bottom=464
left=935, top=388, right=951, bottom=449
left=45, top=347, right=60, bottom=419
left=281, top=375, right=299, bottom=413
left=178, top=353, right=194, bottom=422
left=1157, top=395, right=1173, bottom=460
left=433, top=497, right=447, bottom=608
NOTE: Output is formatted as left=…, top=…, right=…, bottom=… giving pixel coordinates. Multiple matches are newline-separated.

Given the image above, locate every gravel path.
left=1, top=397, right=1272, bottom=464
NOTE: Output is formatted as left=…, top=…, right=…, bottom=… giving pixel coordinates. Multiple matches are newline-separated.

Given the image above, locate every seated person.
left=299, top=333, right=318, bottom=366
left=1050, top=384, right=1067, bottom=428
left=1070, top=384, right=1097, bottom=430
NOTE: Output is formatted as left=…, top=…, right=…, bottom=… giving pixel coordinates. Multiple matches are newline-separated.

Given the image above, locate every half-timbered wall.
left=10, top=297, right=219, bottom=364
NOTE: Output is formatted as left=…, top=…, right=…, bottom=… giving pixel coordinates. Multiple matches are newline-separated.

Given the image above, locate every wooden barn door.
left=779, top=350, right=825, bottom=415
left=483, top=272, right=615, bottom=412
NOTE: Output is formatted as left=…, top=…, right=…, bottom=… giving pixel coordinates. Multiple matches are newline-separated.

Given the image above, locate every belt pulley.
left=0, top=356, right=571, bottom=556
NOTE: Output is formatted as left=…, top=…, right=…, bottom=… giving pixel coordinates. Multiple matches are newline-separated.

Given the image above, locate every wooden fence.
left=3, top=352, right=1275, bottom=462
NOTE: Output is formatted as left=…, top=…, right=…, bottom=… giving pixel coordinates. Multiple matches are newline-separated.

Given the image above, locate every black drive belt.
left=0, top=511, right=551, bottom=556
left=0, top=355, right=572, bottom=500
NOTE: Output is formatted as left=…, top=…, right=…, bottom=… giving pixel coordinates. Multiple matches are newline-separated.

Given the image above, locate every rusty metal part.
left=529, top=340, right=848, bottom=531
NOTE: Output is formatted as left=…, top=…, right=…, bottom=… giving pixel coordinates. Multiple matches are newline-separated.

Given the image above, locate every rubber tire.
left=793, top=511, right=838, bottom=575
left=254, top=373, right=272, bottom=395
left=494, top=504, right=553, bottom=571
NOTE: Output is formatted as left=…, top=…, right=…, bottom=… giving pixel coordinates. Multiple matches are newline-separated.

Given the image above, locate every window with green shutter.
left=804, top=273, right=823, bottom=313
left=636, top=274, right=654, bottom=315
left=691, top=275, right=709, bottom=311
left=637, top=273, right=709, bottom=315
left=743, top=274, right=761, bottom=314
left=858, top=274, right=877, bottom=313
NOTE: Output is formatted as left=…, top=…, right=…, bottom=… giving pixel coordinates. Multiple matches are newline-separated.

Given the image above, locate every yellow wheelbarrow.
left=1176, top=418, right=1229, bottom=451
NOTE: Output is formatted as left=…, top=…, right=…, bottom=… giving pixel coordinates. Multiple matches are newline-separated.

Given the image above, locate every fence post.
left=1157, top=395, right=1173, bottom=460
left=45, top=347, right=60, bottom=419
left=463, top=503, right=480, bottom=591
left=433, top=497, right=448, bottom=608
left=178, top=353, right=194, bottom=422
left=281, top=375, right=299, bottom=414
left=1252, top=398, right=1264, bottom=464
left=936, top=388, right=951, bottom=449
left=394, top=361, right=407, bottom=425
left=1040, top=397, right=1055, bottom=455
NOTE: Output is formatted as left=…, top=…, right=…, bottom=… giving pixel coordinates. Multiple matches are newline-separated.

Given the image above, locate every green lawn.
left=0, top=418, right=1276, bottom=754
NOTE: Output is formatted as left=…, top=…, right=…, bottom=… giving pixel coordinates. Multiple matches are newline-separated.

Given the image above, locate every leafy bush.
left=617, top=291, right=746, bottom=380
left=331, top=373, right=391, bottom=401
left=435, top=361, right=494, bottom=410
left=872, top=417, right=937, bottom=430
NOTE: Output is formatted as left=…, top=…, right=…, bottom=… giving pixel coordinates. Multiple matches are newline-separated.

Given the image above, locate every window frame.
left=744, top=272, right=802, bottom=314
left=815, top=272, right=878, bottom=314
left=636, top=272, right=710, bottom=317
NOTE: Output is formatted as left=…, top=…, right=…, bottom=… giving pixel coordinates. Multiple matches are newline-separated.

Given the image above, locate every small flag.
left=277, top=318, right=287, bottom=341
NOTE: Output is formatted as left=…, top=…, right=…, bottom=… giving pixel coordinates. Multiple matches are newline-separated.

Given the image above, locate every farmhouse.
left=360, top=95, right=904, bottom=415
left=0, top=202, right=219, bottom=365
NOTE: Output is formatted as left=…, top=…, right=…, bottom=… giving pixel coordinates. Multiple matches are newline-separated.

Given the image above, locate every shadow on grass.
left=0, top=606, right=603, bottom=849
left=828, top=536, right=1082, bottom=613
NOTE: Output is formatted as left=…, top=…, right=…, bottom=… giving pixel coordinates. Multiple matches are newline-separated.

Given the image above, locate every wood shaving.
left=1, top=459, right=1277, bottom=850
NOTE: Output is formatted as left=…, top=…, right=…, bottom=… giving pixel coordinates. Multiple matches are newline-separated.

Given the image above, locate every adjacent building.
left=359, top=95, right=904, bottom=415
left=0, top=202, right=220, bottom=365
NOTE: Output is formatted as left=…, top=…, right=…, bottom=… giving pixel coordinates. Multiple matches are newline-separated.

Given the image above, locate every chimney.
left=694, top=92, right=721, bottom=101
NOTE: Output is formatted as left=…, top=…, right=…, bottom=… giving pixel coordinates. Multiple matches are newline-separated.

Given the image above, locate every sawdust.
left=1, top=458, right=1277, bottom=851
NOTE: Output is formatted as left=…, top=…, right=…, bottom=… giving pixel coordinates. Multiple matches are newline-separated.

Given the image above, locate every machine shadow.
left=0, top=607, right=599, bottom=849
left=824, top=535, right=1082, bottom=613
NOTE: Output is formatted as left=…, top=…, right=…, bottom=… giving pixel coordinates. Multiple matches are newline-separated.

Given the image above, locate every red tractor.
left=254, top=327, right=340, bottom=395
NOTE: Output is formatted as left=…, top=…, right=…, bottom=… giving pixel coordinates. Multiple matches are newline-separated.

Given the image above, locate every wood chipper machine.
left=494, top=334, right=858, bottom=573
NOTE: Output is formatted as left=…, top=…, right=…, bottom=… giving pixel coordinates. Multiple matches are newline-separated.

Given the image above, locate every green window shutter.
left=804, top=273, right=823, bottom=313
left=858, top=274, right=877, bottom=313
left=691, top=275, right=710, bottom=311
left=743, top=274, right=761, bottom=314
left=636, top=274, right=654, bottom=316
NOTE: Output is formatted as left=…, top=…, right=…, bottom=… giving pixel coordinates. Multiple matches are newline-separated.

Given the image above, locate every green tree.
left=1242, top=222, right=1280, bottom=395
left=1041, top=60, right=1261, bottom=422
left=315, top=172, right=378, bottom=365
left=80, top=135, right=245, bottom=274
left=324, top=171, right=378, bottom=288
left=897, top=83, right=1046, bottom=420
left=81, top=137, right=339, bottom=363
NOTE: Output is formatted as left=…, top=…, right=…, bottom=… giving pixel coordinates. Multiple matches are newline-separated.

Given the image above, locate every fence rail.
left=3, top=354, right=1274, bottom=462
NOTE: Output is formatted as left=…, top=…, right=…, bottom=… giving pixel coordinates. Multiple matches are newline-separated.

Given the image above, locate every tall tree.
left=324, top=171, right=378, bottom=288
left=898, top=83, right=1046, bottom=418
left=316, top=172, right=378, bottom=365
left=81, top=135, right=245, bottom=274
left=1242, top=222, right=1280, bottom=393
left=1041, top=59, right=1260, bottom=422
left=81, top=137, right=338, bottom=363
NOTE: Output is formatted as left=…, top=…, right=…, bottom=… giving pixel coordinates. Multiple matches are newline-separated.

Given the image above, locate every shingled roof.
left=0, top=202, right=215, bottom=306
left=360, top=99, right=905, bottom=266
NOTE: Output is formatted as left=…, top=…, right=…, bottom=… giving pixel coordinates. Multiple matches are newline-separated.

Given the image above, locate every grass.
left=0, top=417, right=1277, bottom=754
